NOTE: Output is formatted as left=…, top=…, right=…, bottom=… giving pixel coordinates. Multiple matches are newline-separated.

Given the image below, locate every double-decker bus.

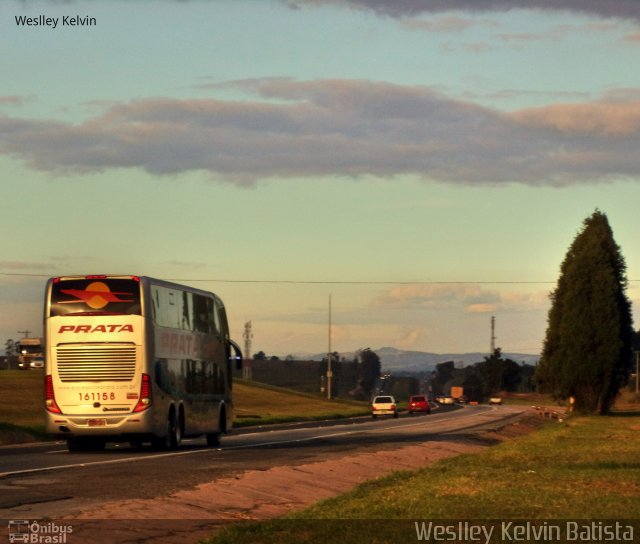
left=44, top=275, right=242, bottom=452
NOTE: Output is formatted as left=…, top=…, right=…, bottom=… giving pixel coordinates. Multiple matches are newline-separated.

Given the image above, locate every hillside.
left=294, top=347, right=539, bottom=373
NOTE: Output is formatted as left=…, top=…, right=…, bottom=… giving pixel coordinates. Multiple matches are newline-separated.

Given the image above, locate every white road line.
left=1, top=407, right=524, bottom=479
left=0, top=448, right=219, bottom=479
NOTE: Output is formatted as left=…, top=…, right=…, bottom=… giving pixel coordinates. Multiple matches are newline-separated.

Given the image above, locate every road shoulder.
left=62, top=412, right=540, bottom=544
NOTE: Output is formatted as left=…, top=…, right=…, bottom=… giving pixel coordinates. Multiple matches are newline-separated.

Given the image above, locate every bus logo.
left=59, top=281, right=134, bottom=309
left=8, top=520, right=73, bottom=543
left=8, top=520, right=29, bottom=543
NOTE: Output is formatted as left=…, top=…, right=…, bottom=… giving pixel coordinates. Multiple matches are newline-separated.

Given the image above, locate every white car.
left=489, top=397, right=503, bottom=405
left=371, top=395, right=399, bottom=418
left=30, top=358, right=44, bottom=369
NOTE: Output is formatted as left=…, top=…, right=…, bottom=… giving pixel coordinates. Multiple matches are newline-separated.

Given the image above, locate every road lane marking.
left=0, top=407, right=527, bottom=479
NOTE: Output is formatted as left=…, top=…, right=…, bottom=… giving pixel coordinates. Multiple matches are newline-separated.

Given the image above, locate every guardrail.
left=533, top=405, right=567, bottom=422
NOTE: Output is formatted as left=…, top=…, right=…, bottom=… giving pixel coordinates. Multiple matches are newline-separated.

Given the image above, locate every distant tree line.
left=252, top=351, right=281, bottom=361
left=431, top=348, right=535, bottom=402
left=250, top=348, right=381, bottom=400
left=320, top=348, right=381, bottom=399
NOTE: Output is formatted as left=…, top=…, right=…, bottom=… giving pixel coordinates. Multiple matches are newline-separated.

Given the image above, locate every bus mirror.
left=229, top=340, right=243, bottom=371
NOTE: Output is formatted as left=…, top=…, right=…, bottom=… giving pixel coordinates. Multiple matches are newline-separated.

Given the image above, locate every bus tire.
left=153, top=410, right=181, bottom=450
left=206, top=432, right=220, bottom=447
left=167, top=410, right=182, bottom=449
left=206, top=407, right=225, bottom=447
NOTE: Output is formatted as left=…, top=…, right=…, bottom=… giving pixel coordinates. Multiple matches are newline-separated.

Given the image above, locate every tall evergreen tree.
left=536, top=210, right=633, bottom=414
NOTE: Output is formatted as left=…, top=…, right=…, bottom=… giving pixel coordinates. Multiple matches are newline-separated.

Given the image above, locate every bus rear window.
left=50, top=278, right=142, bottom=317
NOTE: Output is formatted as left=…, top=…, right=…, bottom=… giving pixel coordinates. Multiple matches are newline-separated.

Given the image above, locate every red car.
left=408, top=395, right=431, bottom=414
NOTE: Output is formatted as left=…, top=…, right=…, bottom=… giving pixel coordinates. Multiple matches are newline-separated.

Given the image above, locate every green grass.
left=498, top=391, right=561, bottom=407
left=0, top=371, right=369, bottom=444
left=204, top=410, right=640, bottom=544
left=233, top=379, right=369, bottom=425
left=0, top=370, right=46, bottom=443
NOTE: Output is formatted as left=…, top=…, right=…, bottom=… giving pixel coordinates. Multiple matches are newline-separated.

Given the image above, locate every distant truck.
left=450, top=386, right=464, bottom=402
left=17, top=337, right=44, bottom=369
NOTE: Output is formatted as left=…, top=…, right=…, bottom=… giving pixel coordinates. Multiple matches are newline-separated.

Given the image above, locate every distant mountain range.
left=292, top=346, right=539, bottom=373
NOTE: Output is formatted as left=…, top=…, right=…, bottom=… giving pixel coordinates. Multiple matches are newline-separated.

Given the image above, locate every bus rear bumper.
left=45, top=409, right=155, bottom=439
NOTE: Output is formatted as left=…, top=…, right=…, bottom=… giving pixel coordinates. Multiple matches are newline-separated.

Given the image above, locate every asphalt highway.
left=0, top=404, right=528, bottom=520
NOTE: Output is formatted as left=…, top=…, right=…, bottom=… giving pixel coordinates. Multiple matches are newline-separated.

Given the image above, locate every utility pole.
left=490, top=316, right=496, bottom=355
left=327, top=294, right=332, bottom=400
left=636, top=351, right=640, bottom=398
left=17, top=330, right=31, bottom=339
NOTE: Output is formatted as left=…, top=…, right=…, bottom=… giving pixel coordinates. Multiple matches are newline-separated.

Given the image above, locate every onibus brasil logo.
left=8, top=520, right=73, bottom=543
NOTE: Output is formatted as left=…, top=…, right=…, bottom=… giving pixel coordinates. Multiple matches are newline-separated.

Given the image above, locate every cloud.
left=466, top=303, right=497, bottom=313
left=21, top=0, right=640, bottom=22
left=402, top=16, right=478, bottom=33
left=372, top=283, right=549, bottom=314
left=497, top=26, right=572, bottom=44
left=512, top=100, right=640, bottom=136
left=330, top=324, right=352, bottom=344
left=395, top=326, right=427, bottom=349
left=2, top=79, right=640, bottom=185
left=286, top=1, right=640, bottom=22
left=0, top=261, right=52, bottom=271
left=0, top=96, right=29, bottom=107
left=373, top=284, right=491, bottom=308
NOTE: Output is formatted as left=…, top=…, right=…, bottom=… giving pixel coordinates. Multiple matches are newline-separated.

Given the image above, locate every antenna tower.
left=243, top=321, right=253, bottom=360
left=242, top=321, right=253, bottom=380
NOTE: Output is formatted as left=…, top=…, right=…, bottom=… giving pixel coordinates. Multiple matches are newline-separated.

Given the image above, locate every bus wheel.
left=206, top=409, right=225, bottom=447
left=206, top=432, right=220, bottom=447
left=153, top=411, right=181, bottom=450
left=167, top=411, right=182, bottom=449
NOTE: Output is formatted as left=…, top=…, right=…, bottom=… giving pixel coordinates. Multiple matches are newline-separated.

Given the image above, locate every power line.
left=0, top=272, right=553, bottom=284
left=167, top=278, right=562, bottom=285
left=0, top=271, right=639, bottom=285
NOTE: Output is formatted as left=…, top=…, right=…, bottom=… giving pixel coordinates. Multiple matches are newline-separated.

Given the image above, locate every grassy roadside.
left=0, top=370, right=47, bottom=443
left=0, top=370, right=369, bottom=444
left=233, top=379, right=369, bottom=426
left=204, top=398, right=640, bottom=544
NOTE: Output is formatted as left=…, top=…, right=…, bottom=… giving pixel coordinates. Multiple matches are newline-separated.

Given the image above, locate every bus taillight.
left=133, top=373, right=152, bottom=412
left=45, top=375, right=62, bottom=414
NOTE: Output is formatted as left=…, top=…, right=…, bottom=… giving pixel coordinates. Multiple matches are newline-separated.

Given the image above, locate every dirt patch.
left=476, top=414, right=544, bottom=442
left=63, top=416, right=539, bottom=544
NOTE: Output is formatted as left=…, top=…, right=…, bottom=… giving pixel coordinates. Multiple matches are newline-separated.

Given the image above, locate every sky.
left=1, top=0, right=639, bottom=358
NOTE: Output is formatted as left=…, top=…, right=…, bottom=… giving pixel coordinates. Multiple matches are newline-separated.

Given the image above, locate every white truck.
left=18, top=337, right=44, bottom=369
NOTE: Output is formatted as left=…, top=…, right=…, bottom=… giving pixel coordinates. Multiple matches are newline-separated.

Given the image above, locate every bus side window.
left=216, top=303, right=229, bottom=340
left=152, top=287, right=160, bottom=322
left=192, top=294, right=214, bottom=334
left=210, top=298, right=220, bottom=336
left=181, top=291, right=192, bottom=331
